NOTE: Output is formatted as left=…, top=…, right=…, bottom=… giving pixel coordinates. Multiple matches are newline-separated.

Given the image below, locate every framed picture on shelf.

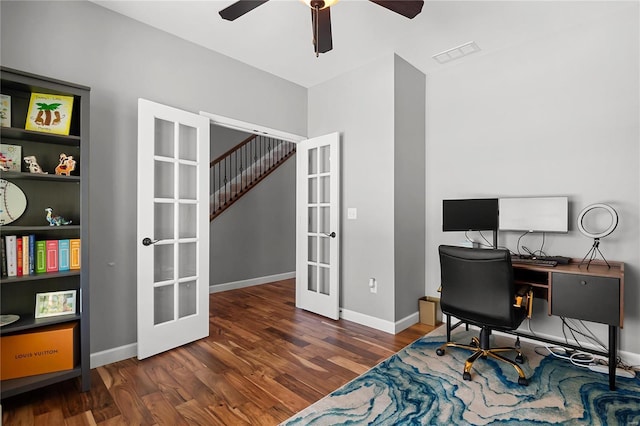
left=0, top=144, right=21, bottom=172
left=25, top=92, right=74, bottom=135
left=35, top=290, right=77, bottom=318
left=0, top=94, right=10, bottom=127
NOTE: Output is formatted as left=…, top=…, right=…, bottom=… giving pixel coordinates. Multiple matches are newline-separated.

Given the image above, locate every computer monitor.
left=498, top=197, right=569, bottom=233
left=442, top=198, right=499, bottom=232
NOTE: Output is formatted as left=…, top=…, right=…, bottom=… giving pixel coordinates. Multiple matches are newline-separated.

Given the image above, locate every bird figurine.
left=45, top=207, right=72, bottom=226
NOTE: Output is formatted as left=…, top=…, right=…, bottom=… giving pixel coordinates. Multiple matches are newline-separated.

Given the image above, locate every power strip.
left=588, top=364, right=636, bottom=379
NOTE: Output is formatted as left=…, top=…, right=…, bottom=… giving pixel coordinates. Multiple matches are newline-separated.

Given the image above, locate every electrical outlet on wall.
left=369, top=278, right=377, bottom=294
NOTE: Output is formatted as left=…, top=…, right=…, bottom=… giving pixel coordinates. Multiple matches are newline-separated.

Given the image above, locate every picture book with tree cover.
left=25, top=92, right=74, bottom=135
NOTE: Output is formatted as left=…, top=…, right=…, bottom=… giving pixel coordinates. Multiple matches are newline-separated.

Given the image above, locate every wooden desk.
left=512, top=259, right=624, bottom=390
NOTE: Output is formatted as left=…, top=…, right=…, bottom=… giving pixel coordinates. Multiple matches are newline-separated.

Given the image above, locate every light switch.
left=347, top=208, right=357, bottom=220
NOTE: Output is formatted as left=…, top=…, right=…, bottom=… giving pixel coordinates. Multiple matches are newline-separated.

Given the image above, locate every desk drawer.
left=551, top=272, right=619, bottom=326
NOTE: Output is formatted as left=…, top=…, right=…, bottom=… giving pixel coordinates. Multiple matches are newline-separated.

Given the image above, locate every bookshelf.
left=0, top=67, right=90, bottom=398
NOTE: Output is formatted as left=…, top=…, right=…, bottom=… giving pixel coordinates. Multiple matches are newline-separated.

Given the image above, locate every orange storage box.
left=1, top=322, right=78, bottom=380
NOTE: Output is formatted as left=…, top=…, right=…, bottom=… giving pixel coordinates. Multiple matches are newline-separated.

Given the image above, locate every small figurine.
left=24, top=156, right=48, bottom=174
left=55, top=153, right=76, bottom=176
left=45, top=207, right=72, bottom=226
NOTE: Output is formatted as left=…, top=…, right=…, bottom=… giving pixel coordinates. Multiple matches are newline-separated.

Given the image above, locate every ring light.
left=577, top=203, right=618, bottom=269
left=577, top=203, right=618, bottom=239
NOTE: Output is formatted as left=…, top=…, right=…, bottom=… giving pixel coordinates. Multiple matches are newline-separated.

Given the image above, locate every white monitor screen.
left=499, top=197, right=568, bottom=233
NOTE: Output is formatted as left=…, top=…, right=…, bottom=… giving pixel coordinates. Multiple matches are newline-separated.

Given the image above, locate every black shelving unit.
left=1, top=67, right=90, bottom=399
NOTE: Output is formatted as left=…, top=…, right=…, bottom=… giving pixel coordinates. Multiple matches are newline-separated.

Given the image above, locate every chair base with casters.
left=436, top=322, right=529, bottom=386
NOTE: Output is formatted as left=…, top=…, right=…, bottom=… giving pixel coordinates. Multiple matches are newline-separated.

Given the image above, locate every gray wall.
left=308, top=54, right=426, bottom=324
left=394, top=56, right=426, bottom=321
left=309, top=55, right=396, bottom=321
left=1, top=0, right=306, bottom=354
left=426, top=5, right=639, bottom=355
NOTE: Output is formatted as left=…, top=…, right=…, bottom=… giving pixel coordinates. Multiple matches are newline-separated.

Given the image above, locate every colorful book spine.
left=35, top=240, right=47, bottom=273
left=46, top=240, right=59, bottom=272
left=58, top=239, right=70, bottom=271
left=5, top=235, right=17, bottom=277
left=1, top=237, right=7, bottom=277
left=28, top=234, right=35, bottom=275
left=16, top=236, right=23, bottom=276
left=69, top=239, right=81, bottom=270
left=22, top=235, right=29, bottom=275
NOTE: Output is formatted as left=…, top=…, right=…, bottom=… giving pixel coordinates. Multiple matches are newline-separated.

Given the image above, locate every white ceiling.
left=91, top=0, right=628, bottom=88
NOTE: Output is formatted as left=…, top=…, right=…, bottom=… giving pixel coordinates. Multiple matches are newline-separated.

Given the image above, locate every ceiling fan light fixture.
left=301, top=0, right=339, bottom=10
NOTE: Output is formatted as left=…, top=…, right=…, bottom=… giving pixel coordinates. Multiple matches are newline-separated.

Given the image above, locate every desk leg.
left=609, top=325, right=617, bottom=391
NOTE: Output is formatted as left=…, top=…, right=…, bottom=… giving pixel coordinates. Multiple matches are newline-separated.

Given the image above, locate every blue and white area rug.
left=282, top=327, right=640, bottom=425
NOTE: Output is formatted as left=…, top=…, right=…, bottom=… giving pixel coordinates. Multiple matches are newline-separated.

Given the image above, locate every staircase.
left=210, top=134, right=296, bottom=221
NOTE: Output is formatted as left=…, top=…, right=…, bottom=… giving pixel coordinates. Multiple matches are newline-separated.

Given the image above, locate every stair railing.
left=210, top=134, right=296, bottom=220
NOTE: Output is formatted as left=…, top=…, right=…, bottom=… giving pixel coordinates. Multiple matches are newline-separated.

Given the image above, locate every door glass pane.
left=308, top=147, right=318, bottom=174
left=179, top=242, right=197, bottom=279
left=179, top=203, right=196, bottom=238
left=308, top=236, right=317, bottom=262
left=320, top=176, right=330, bottom=203
left=320, top=145, right=330, bottom=173
left=308, top=265, right=317, bottom=292
left=319, top=237, right=329, bottom=264
left=155, top=161, right=174, bottom=199
left=178, top=280, right=197, bottom=318
left=179, top=164, right=197, bottom=200
left=154, top=245, right=174, bottom=282
left=179, top=124, right=197, bottom=162
left=155, top=118, right=174, bottom=158
left=154, top=284, right=174, bottom=325
left=319, top=266, right=330, bottom=295
left=308, top=177, right=317, bottom=203
left=154, top=203, right=174, bottom=240
left=320, top=207, right=329, bottom=234
left=308, top=207, right=317, bottom=233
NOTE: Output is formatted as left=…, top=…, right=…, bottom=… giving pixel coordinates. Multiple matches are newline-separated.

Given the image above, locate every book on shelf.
left=0, top=94, right=10, bottom=127
left=58, top=239, right=70, bottom=272
left=16, top=236, right=23, bottom=276
left=35, top=240, right=46, bottom=274
left=28, top=234, right=35, bottom=275
left=1, top=237, right=6, bottom=277
left=46, top=240, right=58, bottom=272
left=0, top=144, right=21, bottom=172
left=21, top=235, right=29, bottom=275
left=25, top=92, right=74, bottom=135
left=4, top=235, right=16, bottom=277
left=70, top=239, right=81, bottom=270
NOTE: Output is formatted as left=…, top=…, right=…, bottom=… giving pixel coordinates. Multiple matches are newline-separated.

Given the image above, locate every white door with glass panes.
left=137, top=99, right=210, bottom=359
left=296, top=132, right=341, bottom=319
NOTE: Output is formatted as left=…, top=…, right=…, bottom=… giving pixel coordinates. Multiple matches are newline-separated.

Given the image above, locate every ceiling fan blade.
left=311, top=6, right=333, bottom=54
left=219, top=0, right=269, bottom=21
left=368, top=0, right=424, bottom=19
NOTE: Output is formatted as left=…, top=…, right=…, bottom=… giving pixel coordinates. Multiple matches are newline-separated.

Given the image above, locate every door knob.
left=323, top=232, right=336, bottom=238
left=142, top=237, right=159, bottom=246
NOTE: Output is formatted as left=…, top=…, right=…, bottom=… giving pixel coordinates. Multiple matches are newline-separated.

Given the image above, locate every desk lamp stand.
left=579, top=238, right=610, bottom=269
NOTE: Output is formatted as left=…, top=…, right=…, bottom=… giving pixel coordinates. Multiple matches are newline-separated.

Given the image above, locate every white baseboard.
left=339, top=309, right=420, bottom=335
left=209, top=271, right=295, bottom=293
left=90, top=343, right=137, bottom=369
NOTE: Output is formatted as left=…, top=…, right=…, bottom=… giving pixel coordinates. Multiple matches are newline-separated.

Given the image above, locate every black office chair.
left=435, top=245, right=529, bottom=386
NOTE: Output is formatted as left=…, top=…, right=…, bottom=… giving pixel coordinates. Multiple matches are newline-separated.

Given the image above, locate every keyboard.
left=512, top=257, right=558, bottom=267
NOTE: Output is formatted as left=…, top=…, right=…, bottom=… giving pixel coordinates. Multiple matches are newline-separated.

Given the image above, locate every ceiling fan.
left=219, top=0, right=424, bottom=57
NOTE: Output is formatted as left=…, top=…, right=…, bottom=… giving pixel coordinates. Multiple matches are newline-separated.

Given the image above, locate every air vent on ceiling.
left=432, top=41, right=480, bottom=64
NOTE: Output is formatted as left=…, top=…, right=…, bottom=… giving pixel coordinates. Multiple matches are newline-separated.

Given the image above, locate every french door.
left=296, top=132, right=341, bottom=319
left=137, top=99, right=210, bottom=359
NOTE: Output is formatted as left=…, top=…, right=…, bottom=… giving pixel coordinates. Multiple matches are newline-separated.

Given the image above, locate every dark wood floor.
left=2, top=279, right=435, bottom=425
